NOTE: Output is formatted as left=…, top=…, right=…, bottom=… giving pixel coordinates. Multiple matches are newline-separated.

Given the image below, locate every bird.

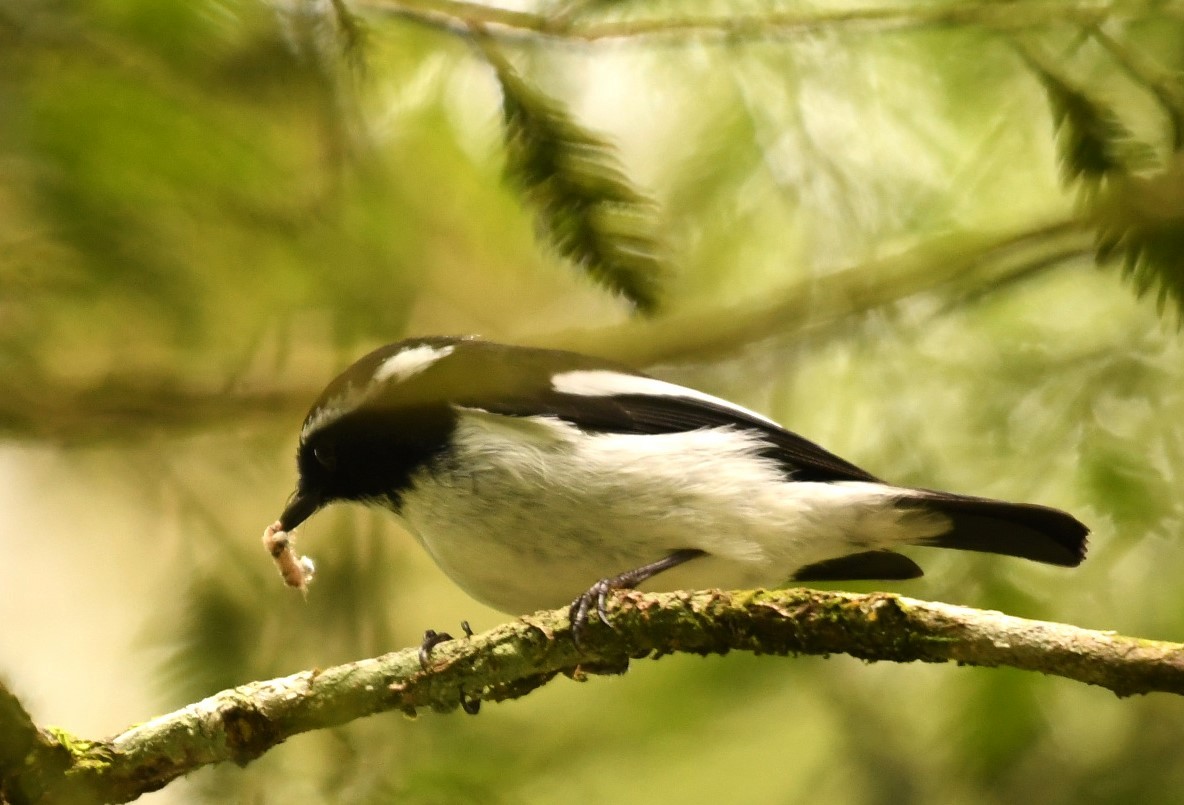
left=267, top=335, right=1088, bottom=642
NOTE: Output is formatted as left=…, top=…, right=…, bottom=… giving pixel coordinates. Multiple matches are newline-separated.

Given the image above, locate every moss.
left=42, top=728, right=113, bottom=773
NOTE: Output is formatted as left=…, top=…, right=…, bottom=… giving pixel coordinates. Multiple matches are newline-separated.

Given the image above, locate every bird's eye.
left=313, top=445, right=336, bottom=471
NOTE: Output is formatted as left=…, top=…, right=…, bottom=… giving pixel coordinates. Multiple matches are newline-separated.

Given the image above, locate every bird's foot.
left=459, top=687, right=481, bottom=716
left=568, top=578, right=619, bottom=650
left=418, top=629, right=453, bottom=668
left=417, top=621, right=476, bottom=669
left=567, top=550, right=708, bottom=651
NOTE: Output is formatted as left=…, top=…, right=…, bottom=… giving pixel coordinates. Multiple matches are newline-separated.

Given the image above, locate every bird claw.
left=595, top=580, right=614, bottom=626
left=417, top=621, right=477, bottom=668
left=419, top=626, right=481, bottom=714
left=568, top=577, right=619, bottom=650
left=567, top=550, right=708, bottom=651
left=459, top=687, right=481, bottom=715
left=418, top=629, right=454, bottom=669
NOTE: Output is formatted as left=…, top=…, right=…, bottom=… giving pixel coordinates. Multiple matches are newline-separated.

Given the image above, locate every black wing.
left=364, top=338, right=880, bottom=483
left=481, top=386, right=881, bottom=483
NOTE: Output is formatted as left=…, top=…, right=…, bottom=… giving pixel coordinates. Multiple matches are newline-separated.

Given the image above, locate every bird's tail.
left=907, top=491, right=1088, bottom=567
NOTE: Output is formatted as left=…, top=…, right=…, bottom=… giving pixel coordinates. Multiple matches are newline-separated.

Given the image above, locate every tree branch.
left=0, top=681, right=74, bottom=805
left=8, top=588, right=1183, bottom=803
left=536, top=217, right=1095, bottom=366
left=358, top=0, right=1140, bottom=46
left=0, top=376, right=314, bottom=443
left=0, top=219, right=1095, bottom=442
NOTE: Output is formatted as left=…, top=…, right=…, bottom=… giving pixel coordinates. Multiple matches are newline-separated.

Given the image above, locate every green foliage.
left=159, top=578, right=263, bottom=704
left=1094, top=157, right=1184, bottom=324
left=484, top=43, right=669, bottom=313
left=4, top=2, right=1184, bottom=805
left=1025, top=49, right=1154, bottom=190
left=1019, top=38, right=1184, bottom=323
left=0, top=0, right=429, bottom=361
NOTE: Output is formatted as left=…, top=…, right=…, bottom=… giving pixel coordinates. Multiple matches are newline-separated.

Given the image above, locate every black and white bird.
left=268, top=335, right=1088, bottom=635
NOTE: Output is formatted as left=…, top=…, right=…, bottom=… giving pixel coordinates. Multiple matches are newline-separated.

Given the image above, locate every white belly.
left=395, top=409, right=947, bottom=614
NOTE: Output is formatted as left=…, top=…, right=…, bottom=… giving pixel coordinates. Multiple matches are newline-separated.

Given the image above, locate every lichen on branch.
left=6, top=588, right=1184, bottom=804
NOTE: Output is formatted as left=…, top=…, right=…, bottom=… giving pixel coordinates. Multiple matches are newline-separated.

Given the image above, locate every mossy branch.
left=5, top=589, right=1184, bottom=803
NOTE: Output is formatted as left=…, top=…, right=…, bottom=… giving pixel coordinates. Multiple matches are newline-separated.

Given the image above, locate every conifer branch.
left=1090, top=25, right=1184, bottom=150
left=1093, top=155, right=1184, bottom=323
left=1016, top=40, right=1155, bottom=191
left=478, top=37, right=668, bottom=313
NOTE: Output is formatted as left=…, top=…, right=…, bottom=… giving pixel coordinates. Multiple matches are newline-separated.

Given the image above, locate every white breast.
left=395, top=409, right=947, bottom=614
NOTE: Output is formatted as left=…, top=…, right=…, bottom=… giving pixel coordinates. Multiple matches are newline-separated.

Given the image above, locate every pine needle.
left=1094, top=156, right=1184, bottom=325
left=1016, top=42, right=1177, bottom=323
left=479, top=41, right=668, bottom=313
left=1020, top=45, right=1154, bottom=191
left=156, top=578, right=260, bottom=704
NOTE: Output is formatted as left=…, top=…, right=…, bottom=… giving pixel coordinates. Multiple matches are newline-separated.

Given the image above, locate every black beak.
left=278, top=489, right=321, bottom=532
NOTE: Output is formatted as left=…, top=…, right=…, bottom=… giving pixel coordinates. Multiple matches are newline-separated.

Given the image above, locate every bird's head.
left=276, top=336, right=469, bottom=532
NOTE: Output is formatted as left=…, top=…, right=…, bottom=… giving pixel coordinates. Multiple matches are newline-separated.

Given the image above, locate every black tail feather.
left=909, top=491, right=1089, bottom=567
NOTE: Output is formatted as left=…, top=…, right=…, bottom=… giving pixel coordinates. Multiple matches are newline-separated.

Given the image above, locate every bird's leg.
left=569, top=549, right=706, bottom=650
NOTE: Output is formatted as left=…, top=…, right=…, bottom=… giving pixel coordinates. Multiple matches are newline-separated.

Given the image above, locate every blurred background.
left=3, top=0, right=1184, bottom=802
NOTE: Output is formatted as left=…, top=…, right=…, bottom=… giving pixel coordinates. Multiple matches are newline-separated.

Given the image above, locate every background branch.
left=11, top=588, right=1184, bottom=803
left=540, top=217, right=1094, bottom=365
left=359, top=0, right=1137, bottom=44
left=0, top=218, right=1093, bottom=442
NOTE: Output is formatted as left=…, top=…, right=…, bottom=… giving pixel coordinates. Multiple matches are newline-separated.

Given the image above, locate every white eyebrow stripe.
left=301, top=343, right=457, bottom=442
left=550, top=369, right=781, bottom=428
left=301, top=403, right=346, bottom=442
left=373, top=344, right=455, bottom=384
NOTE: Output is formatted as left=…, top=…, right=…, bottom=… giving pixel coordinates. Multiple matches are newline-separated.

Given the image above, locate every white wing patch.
left=373, top=343, right=455, bottom=384
left=551, top=369, right=781, bottom=428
